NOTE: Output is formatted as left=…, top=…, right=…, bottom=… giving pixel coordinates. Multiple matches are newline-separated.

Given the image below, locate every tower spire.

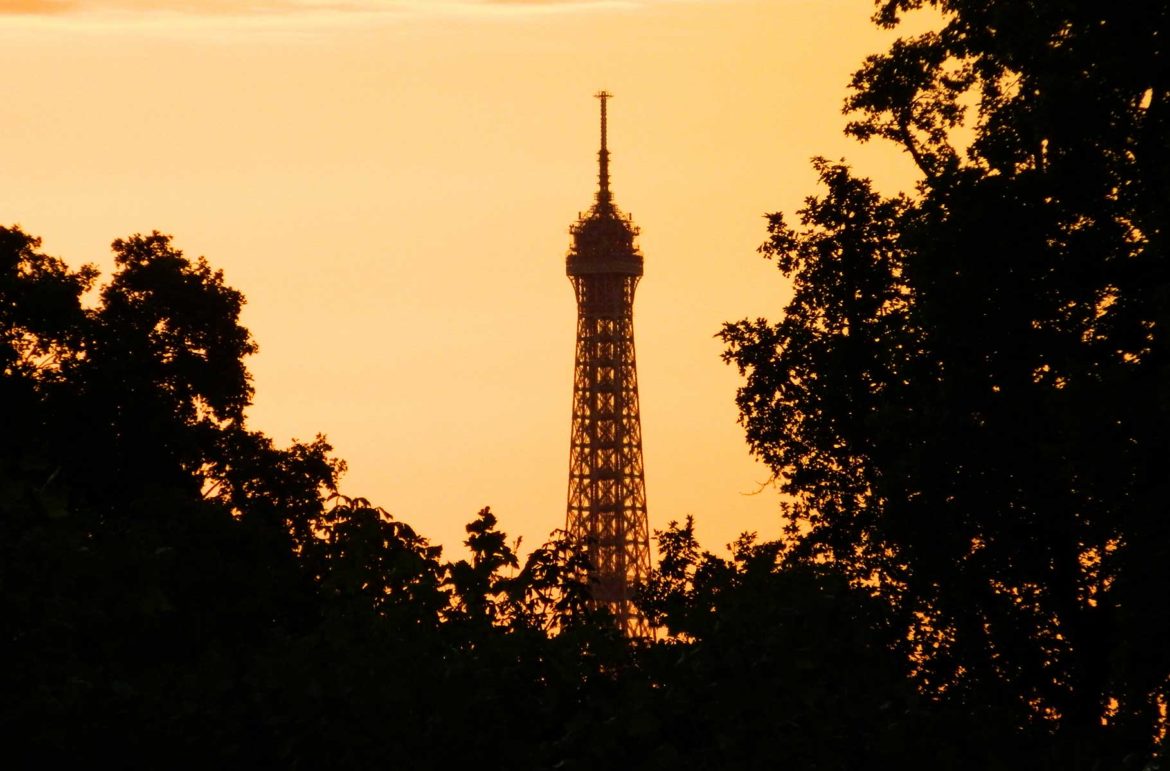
left=595, top=90, right=612, bottom=207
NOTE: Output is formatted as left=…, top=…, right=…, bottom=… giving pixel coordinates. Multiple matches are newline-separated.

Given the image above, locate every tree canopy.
left=0, top=225, right=986, bottom=768
left=0, top=227, right=619, bottom=766
left=722, top=0, right=1169, bottom=762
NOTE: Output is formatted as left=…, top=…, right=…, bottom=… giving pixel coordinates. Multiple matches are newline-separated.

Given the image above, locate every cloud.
left=0, top=0, right=648, bottom=15
left=0, top=0, right=337, bottom=14
left=0, top=0, right=76, bottom=12
left=0, top=0, right=705, bottom=37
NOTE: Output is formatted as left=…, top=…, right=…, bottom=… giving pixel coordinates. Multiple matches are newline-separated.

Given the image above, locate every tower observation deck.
left=564, top=91, right=651, bottom=638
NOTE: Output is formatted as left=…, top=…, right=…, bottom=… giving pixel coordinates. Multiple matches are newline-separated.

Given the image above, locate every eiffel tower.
left=564, top=91, right=651, bottom=637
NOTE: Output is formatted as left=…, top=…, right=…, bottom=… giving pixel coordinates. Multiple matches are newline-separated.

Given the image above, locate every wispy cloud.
left=1, top=0, right=73, bottom=12
left=0, top=0, right=695, bottom=37
left=0, top=0, right=661, bottom=16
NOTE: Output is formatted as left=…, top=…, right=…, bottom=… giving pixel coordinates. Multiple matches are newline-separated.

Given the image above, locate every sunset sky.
left=1, top=0, right=922, bottom=557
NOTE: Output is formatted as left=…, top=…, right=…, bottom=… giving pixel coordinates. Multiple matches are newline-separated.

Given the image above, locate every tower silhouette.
left=564, top=91, right=651, bottom=637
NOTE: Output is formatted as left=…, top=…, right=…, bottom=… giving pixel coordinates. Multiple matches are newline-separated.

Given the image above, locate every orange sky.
left=1, top=0, right=921, bottom=558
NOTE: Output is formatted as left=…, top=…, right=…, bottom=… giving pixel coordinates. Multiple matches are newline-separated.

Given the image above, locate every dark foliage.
left=0, top=224, right=990, bottom=769
left=722, top=0, right=1170, bottom=766
left=0, top=228, right=620, bottom=767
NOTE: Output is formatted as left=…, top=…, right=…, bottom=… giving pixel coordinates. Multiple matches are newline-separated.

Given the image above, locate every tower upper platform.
left=566, top=92, right=643, bottom=278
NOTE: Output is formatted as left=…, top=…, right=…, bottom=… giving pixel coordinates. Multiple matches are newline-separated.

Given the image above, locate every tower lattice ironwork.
left=564, top=91, right=651, bottom=638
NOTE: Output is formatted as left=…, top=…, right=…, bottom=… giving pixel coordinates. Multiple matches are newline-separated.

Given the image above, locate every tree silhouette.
left=722, top=0, right=1169, bottom=763
left=0, top=227, right=632, bottom=766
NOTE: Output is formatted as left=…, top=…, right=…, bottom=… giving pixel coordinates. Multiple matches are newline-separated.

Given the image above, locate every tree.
left=721, top=0, right=1170, bottom=762
left=0, top=228, right=356, bottom=763
left=0, top=226, right=628, bottom=766
left=633, top=519, right=1026, bottom=770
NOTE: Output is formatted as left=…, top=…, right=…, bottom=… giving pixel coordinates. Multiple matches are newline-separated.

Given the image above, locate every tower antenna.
left=595, top=90, right=612, bottom=206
